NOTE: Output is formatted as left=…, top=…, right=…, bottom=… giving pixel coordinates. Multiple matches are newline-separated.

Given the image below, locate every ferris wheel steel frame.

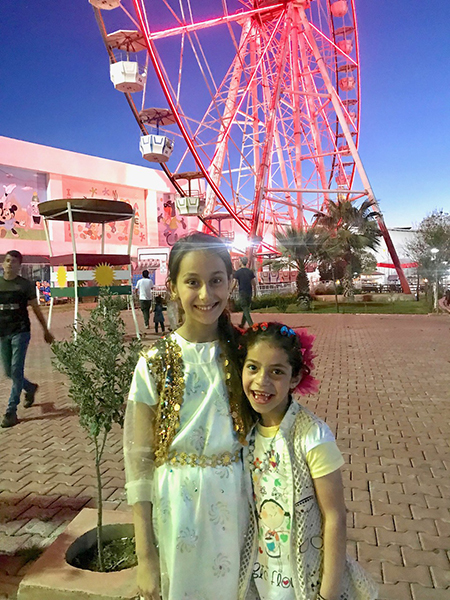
left=94, top=0, right=410, bottom=293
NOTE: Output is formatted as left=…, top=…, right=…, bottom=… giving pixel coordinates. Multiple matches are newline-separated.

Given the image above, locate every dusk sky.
left=2, top=0, right=449, bottom=228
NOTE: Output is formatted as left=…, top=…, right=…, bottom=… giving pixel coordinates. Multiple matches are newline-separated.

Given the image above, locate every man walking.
left=135, top=269, right=154, bottom=329
left=233, top=256, right=257, bottom=328
left=0, top=250, right=54, bottom=428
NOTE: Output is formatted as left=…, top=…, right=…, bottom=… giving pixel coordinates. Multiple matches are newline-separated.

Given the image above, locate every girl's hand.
left=136, top=555, right=160, bottom=600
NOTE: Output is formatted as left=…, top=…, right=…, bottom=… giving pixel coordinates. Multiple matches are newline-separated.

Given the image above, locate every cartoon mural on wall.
left=157, top=192, right=190, bottom=247
left=0, top=167, right=47, bottom=239
left=62, top=177, right=147, bottom=245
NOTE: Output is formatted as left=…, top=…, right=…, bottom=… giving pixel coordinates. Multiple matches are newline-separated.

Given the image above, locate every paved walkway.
left=0, top=306, right=449, bottom=599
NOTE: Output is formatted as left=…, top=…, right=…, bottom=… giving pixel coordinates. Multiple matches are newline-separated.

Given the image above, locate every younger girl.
left=241, top=322, right=377, bottom=600
left=124, top=233, right=253, bottom=600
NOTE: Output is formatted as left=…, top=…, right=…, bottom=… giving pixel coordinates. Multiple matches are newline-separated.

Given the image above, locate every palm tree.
left=275, top=226, right=325, bottom=307
left=314, top=198, right=382, bottom=299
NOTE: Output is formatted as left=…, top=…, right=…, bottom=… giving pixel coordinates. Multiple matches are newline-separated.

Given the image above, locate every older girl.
left=124, top=233, right=253, bottom=600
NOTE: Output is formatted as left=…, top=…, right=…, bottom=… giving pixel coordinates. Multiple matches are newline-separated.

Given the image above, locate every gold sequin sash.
left=145, top=336, right=185, bottom=467
left=168, top=449, right=240, bottom=468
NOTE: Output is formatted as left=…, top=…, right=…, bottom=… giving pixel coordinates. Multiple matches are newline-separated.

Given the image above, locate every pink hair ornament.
left=292, top=328, right=320, bottom=396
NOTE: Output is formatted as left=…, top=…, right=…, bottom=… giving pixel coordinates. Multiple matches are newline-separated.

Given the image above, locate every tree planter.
left=17, top=508, right=138, bottom=600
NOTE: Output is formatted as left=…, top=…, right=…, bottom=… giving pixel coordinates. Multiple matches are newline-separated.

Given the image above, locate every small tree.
left=314, top=199, right=382, bottom=299
left=406, top=210, right=450, bottom=301
left=52, top=291, right=142, bottom=571
left=275, top=226, right=326, bottom=309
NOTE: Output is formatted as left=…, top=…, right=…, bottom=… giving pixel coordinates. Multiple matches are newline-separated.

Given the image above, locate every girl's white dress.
left=125, top=332, right=249, bottom=600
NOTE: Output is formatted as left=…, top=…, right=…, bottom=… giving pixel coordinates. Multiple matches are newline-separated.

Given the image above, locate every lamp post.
left=431, top=248, right=439, bottom=311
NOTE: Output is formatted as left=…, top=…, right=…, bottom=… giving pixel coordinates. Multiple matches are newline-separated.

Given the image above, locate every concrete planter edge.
left=17, top=507, right=138, bottom=600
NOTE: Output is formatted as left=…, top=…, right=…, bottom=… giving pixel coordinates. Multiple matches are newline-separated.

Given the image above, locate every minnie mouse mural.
left=157, top=194, right=187, bottom=246
left=0, top=184, right=24, bottom=238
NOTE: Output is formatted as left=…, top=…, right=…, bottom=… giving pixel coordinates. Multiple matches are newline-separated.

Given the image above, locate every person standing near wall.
left=135, top=270, right=154, bottom=330
left=0, top=250, right=54, bottom=428
left=233, top=256, right=257, bottom=328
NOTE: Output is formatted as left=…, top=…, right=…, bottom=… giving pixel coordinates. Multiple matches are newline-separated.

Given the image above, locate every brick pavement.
left=0, top=305, right=449, bottom=599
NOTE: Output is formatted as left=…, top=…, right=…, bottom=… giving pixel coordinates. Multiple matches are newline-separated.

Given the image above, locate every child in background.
left=241, top=322, right=377, bottom=600
left=42, top=281, right=51, bottom=305
left=153, top=295, right=165, bottom=334
left=124, top=233, right=254, bottom=600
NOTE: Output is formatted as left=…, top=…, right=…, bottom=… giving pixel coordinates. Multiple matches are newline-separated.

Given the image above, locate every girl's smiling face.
left=243, top=340, right=301, bottom=426
left=172, top=250, right=232, bottom=341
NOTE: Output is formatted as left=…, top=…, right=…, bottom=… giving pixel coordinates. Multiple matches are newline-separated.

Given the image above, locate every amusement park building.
left=0, top=136, right=199, bottom=285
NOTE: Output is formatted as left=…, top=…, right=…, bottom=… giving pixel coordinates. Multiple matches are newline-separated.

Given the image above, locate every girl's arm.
left=313, top=468, right=347, bottom=600
left=133, top=501, right=160, bottom=600
left=124, top=399, right=160, bottom=600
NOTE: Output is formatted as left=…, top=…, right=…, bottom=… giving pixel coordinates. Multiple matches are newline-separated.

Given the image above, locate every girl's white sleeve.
left=302, top=419, right=344, bottom=479
left=123, top=353, right=158, bottom=505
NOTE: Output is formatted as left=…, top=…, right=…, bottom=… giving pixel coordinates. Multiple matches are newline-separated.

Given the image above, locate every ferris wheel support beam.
left=296, top=3, right=411, bottom=294
left=296, top=17, right=330, bottom=205
left=290, top=19, right=305, bottom=227
left=250, top=36, right=261, bottom=177
left=250, top=11, right=290, bottom=256
left=255, top=20, right=296, bottom=227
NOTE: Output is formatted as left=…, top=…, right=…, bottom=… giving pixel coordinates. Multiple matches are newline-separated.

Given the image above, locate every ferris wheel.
left=90, top=0, right=410, bottom=292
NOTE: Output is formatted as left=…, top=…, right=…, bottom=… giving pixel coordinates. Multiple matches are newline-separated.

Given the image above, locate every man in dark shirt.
left=0, top=250, right=54, bottom=427
left=233, top=256, right=257, bottom=328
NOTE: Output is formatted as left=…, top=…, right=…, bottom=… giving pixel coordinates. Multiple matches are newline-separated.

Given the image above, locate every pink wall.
left=0, top=136, right=181, bottom=266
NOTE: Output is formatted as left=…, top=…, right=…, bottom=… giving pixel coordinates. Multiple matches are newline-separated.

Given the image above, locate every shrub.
left=233, top=293, right=297, bottom=313
left=313, top=283, right=343, bottom=295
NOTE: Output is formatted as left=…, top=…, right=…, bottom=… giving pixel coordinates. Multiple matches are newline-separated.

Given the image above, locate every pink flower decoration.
left=293, top=328, right=320, bottom=396
left=294, top=372, right=320, bottom=396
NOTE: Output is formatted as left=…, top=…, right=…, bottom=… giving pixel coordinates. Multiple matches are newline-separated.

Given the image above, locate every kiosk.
left=38, top=198, right=140, bottom=338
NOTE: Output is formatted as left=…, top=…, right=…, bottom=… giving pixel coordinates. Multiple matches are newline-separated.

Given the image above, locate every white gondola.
left=106, top=30, right=147, bottom=93
left=110, top=60, right=146, bottom=93
left=337, top=39, right=353, bottom=54
left=331, top=1, right=348, bottom=18
left=89, top=0, right=121, bottom=9
left=339, top=76, right=356, bottom=91
left=140, top=134, right=174, bottom=163
left=138, top=108, right=176, bottom=163
left=175, top=196, right=205, bottom=216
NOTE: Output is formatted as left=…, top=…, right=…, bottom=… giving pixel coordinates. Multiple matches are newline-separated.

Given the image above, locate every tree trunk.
left=296, top=261, right=311, bottom=310
left=343, top=263, right=354, bottom=300
left=296, top=261, right=310, bottom=297
left=94, top=437, right=105, bottom=572
left=331, top=265, right=339, bottom=313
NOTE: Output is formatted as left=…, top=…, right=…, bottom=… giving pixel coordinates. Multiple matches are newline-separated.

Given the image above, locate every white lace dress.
left=125, top=332, right=249, bottom=600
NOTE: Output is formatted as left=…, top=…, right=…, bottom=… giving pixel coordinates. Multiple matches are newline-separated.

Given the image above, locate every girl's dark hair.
left=243, top=322, right=305, bottom=378
left=168, top=232, right=233, bottom=283
left=168, top=232, right=252, bottom=437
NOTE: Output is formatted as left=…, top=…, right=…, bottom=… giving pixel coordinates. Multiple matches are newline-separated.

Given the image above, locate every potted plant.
left=18, top=291, right=142, bottom=599
left=51, top=290, right=142, bottom=570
